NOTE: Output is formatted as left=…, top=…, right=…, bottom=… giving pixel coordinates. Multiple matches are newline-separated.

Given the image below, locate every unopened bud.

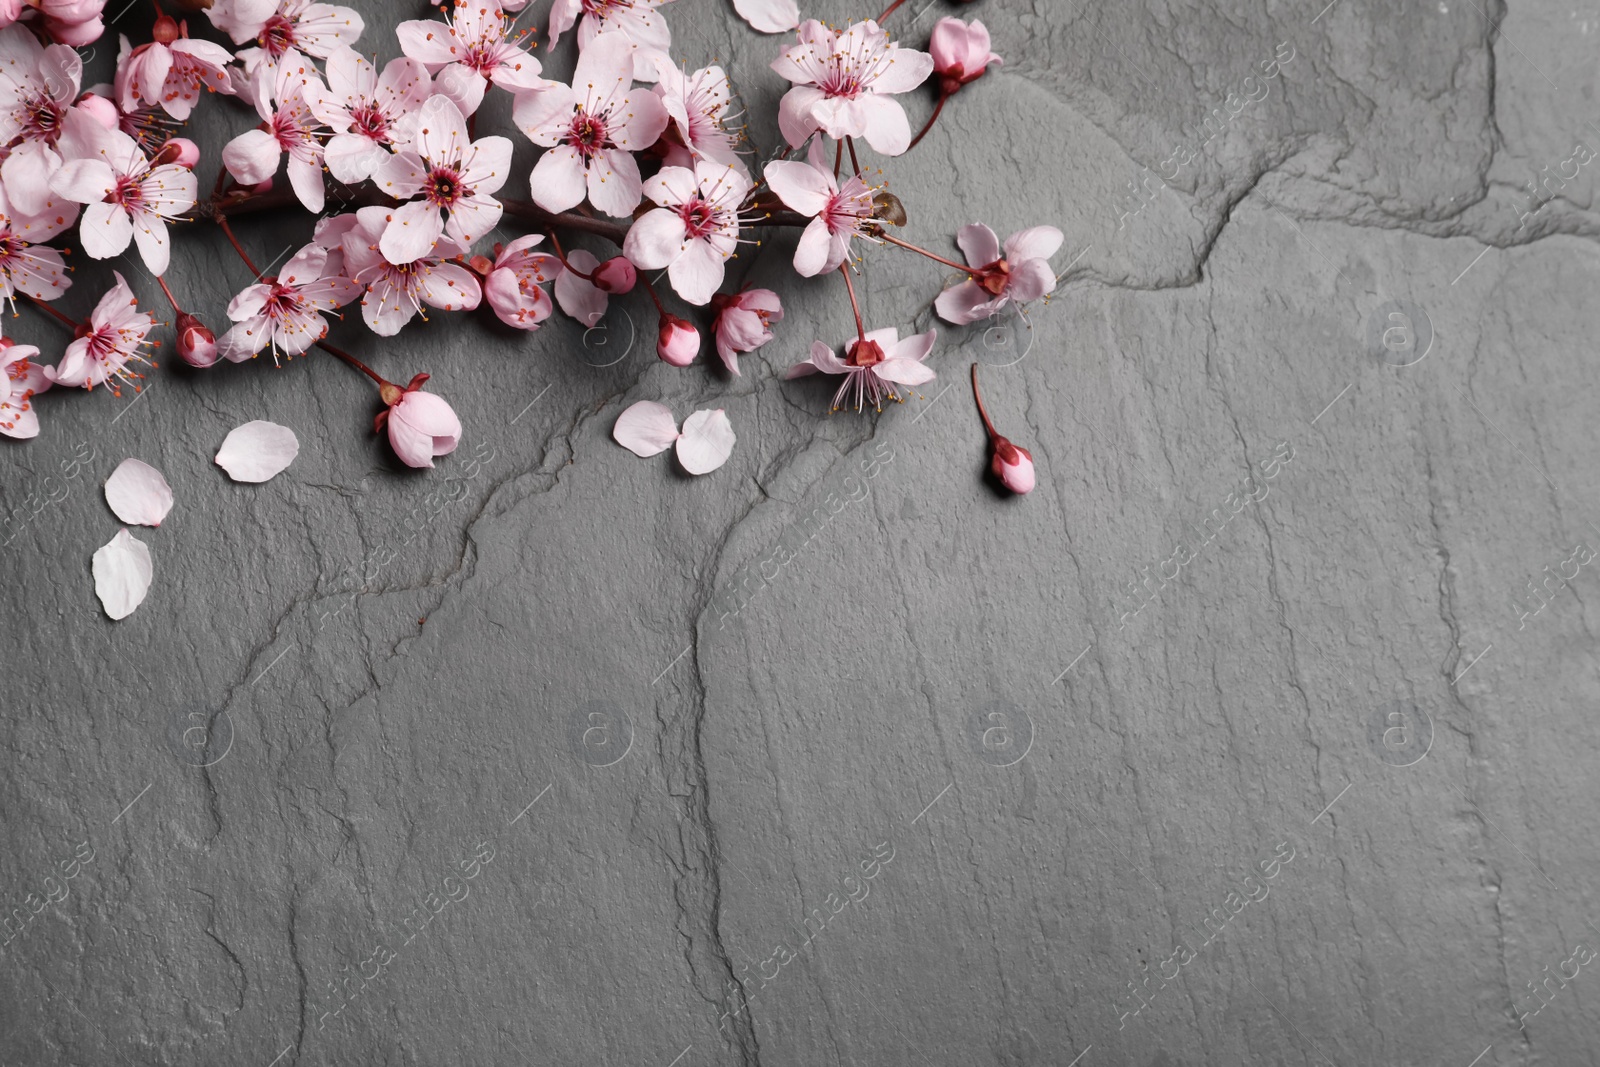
left=656, top=313, right=700, bottom=366
left=591, top=256, right=637, bottom=294
left=176, top=312, right=219, bottom=368
left=990, top=437, right=1036, bottom=494
left=154, top=137, right=200, bottom=168
left=75, top=93, right=119, bottom=131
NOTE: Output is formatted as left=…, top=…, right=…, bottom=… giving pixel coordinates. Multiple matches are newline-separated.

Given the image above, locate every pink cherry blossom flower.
left=771, top=19, right=932, bottom=155
left=221, top=48, right=330, bottom=211
left=623, top=161, right=750, bottom=306
left=928, top=18, right=1000, bottom=92
left=934, top=223, right=1063, bottom=325
left=46, top=272, right=157, bottom=395
left=0, top=338, right=48, bottom=439
left=763, top=145, right=875, bottom=277
left=480, top=233, right=561, bottom=330
left=373, top=93, right=511, bottom=264
left=28, top=0, right=105, bottom=46
left=51, top=109, right=196, bottom=274
left=547, top=0, right=674, bottom=81
left=397, top=0, right=545, bottom=118
left=340, top=205, right=482, bottom=336
left=711, top=288, right=781, bottom=375
left=0, top=24, right=83, bottom=215
left=652, top=61, right=744, bottom=174
left=552, top=247, right=607, bottom=326
left=311, top=46, right=431, bottom=183
left=0, top=181, right=72, bottom=307
left=514, top=33, right=668, bottom=217
left=209, top=0, right=364, bottom=73
left=218, top=242, right=362, bottom=365
left=785, top=327, right=935, bottom=412
left=376, top=373, right=460, bottom=468
left=731, top=0, right=798, bottom=34
left=114, top=18, right=235, bottom=121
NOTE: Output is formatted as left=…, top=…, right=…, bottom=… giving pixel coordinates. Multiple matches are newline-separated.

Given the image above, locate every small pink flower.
left=710, top=288, right=781, bottom=375
left=51, top=108, right=197, bottom=273
left=114, top=16, right=235, bottom=120
left=934, top=222, right=1063, bottom=325
left=0, top=337, right=48, bottom=439
left=376, top=373, right=461, bottom=468
left=46, top=272, right=157, bottom=395
left=480, top=233, right=561, bottom=330
left=971, top=364, right=1034, bottom=494
left=928, top=18, right=1000, bottom=93
left=221, top=48, right=329, bottom=211
left=785, top=327, right=935, bottom=412
left=310, top=45, right=431, bottom=183
left=771, top=19, right=932, bottom=155
left=547, top=0, right=674, bottom=81
left=374, top=93, right=511, bottom=264
left=176, top=312, right=219, bottom=367
left=0, top=181, right=72, bottom=307
left=624, top=161, right=749, bottom=306
left=218, top=242, right=362, bottom=365
left=763, top=143, right=875, bottom=277
left=652, top=61, right=744, bottom=174
left=341, top=205, right=482, bottom=336
left=514, top=33, right=668, bottom=217
left=0, top=24, right=84, bottom=215
left=656, top=312, right=699, bottom=366
left=210, top=0, right=364, bottom=73
left=398, top=0, right=545, bottom=117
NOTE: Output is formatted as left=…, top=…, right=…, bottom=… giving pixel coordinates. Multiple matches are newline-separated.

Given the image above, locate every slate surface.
left=4, top=0, right=1600, bottom=1064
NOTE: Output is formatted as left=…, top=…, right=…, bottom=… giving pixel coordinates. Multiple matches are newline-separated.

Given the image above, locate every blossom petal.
left=666, top=239, right=725, bottom=306
left=870, top=44, right=934, bottom=95
left=792, top=217, right=837, bottom=278
left=622, top=207, right=689, bottom=270
left=529, top=145, right=588, bottom=214
left=776, top=84, right=824, bottom=147
left=1004, top=225, right=1065, bottom=264
left=553, top=249, right=608, bottom=326
left=856, top=92, right=913, bottom=156
left=78, top=201, right=133, bottom=260
left=957, top=223, right=1000, bottom=269
left=763, top=159, right=832, bottom=216
left=379, top=198, right=445, bottom=264
left=675, top=409, right=736, bottom=474
left=612, top=400, right=680, bottom=457
left=586, top=147, right=643, bottom=218
left=221, top=127, right=282, bottom=185
left=874, top=357, right=936, bottom=385
left=104, top=458, right=173, bottom=526
left=1007, top=257, right=1057, bottom=303
left=92, top=528, right=153, bottom=621
left=935, top=279, right=1002, bottom=324
left=732, top=0, right=799, bottom=32
left=216, top=420, right=300, bottom=482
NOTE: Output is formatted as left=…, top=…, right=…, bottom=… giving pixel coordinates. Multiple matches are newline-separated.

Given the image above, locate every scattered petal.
left=613, top=400, right=680, bottom=457
left=104, top=458, right=173, bottom=526
left=733, top=0, right=800, bottom=33
left=675, top=409, right=736, bottom=475
left=92, top=529, right=153, bottom=621
left=216, top=420, right=300, bottom=483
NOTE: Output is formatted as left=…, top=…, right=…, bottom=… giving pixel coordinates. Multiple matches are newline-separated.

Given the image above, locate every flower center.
left=24, top=95, right=63, bottom=143
left=846, top=339, right=885, bottom=367
left=975, top=258, right=1010, bottom=296
left=259, top=14, right=297, bottom=57
left=350, top=104, right=388, bottom=141
left=581, top=0, right=634, bottom=17
left=567, top=111, right=608, bottom=157
left=678, top=197, right=717, bottom=239
left=426, top=167, right=464, bottom=207
left=109, top=175, right=144, bottom=210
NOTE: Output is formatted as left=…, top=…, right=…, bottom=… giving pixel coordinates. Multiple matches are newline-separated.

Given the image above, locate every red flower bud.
left=657, top=313, right=700, bottom=366
left=152, top=14, right=180, bottom=44
left=591, top=256, right=638, bottom=294
left=929, top=17, right=1002, bottom=93
left=176, top=313, right=218, bottom=368
left=971, top=364, right=1035, bottom=495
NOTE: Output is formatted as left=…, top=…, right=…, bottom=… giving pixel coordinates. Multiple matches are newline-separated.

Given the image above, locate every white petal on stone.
left=733, top=0, right=800, bottom=33
left=104, top=458, right=174, bottom=526
left=675, top=409, right=736, bottom=475
left=92, top=528, right=153, bottom=621
left=216, top=420, right=299, bottom=483
left=613, top=400, right=681, bottom=457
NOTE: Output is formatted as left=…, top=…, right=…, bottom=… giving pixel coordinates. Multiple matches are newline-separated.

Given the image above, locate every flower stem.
left=838, top=262, right=865, bottom=342
left=640, top=274, right=667, bottom=315
left=876, top=0, right=906, bottom=21
left=216, top=216, right=263, bottom=279
left=878, top=231, right=971, bottom=272
left=970, top=362, right=998, bottom=439
left=845, top=135, right=863, bottom=178
left=20, top=292, right=78, bottom=331
left=315, top=340, right=388, bottom=388
left=154, top=275, right=183, bottom=314
left=833, top=139, right=843, bottom=181
left=907, top=91, right=949, bottom=152
left=546, top=230, right=594, bottom=280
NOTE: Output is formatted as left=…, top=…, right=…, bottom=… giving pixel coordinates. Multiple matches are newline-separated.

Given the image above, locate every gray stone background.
left=3, top=0, right=1599, bottom=1063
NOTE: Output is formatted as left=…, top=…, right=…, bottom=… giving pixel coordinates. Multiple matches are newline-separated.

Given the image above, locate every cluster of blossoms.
left=1, top=0, right=1053, bottom=498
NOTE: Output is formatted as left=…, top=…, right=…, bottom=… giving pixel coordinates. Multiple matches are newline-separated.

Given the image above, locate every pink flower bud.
left=156, top=137, right=200, bottom=168
left=591, top=256, right=637, bottom=294
left=990, top=437, right=1035, bottom=494
left=657, top=313, right=700, bottom=366
left=374, top=373, right=462, bottom=469
left=929, top=17, right=1001, bottom=94
left=75, top=92, right=119, bottom=131
left=175, top=312, right=218, bottom=368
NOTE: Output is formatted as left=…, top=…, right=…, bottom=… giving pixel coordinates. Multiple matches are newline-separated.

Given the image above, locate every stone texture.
left=4, top=0, right=1600, bottom=1064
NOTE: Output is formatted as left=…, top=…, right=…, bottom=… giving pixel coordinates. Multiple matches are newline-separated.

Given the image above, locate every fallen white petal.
left=216, top=420, right=299, bottom=483
left=104, top=458, right=174, bottom=526
left=613, top=400, right=681, bottom=457
left=92, top=528, right=153, bottom=621
left=676, top=409, right=736, bottom=475
left=733, top=0, right=800, bottom=33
